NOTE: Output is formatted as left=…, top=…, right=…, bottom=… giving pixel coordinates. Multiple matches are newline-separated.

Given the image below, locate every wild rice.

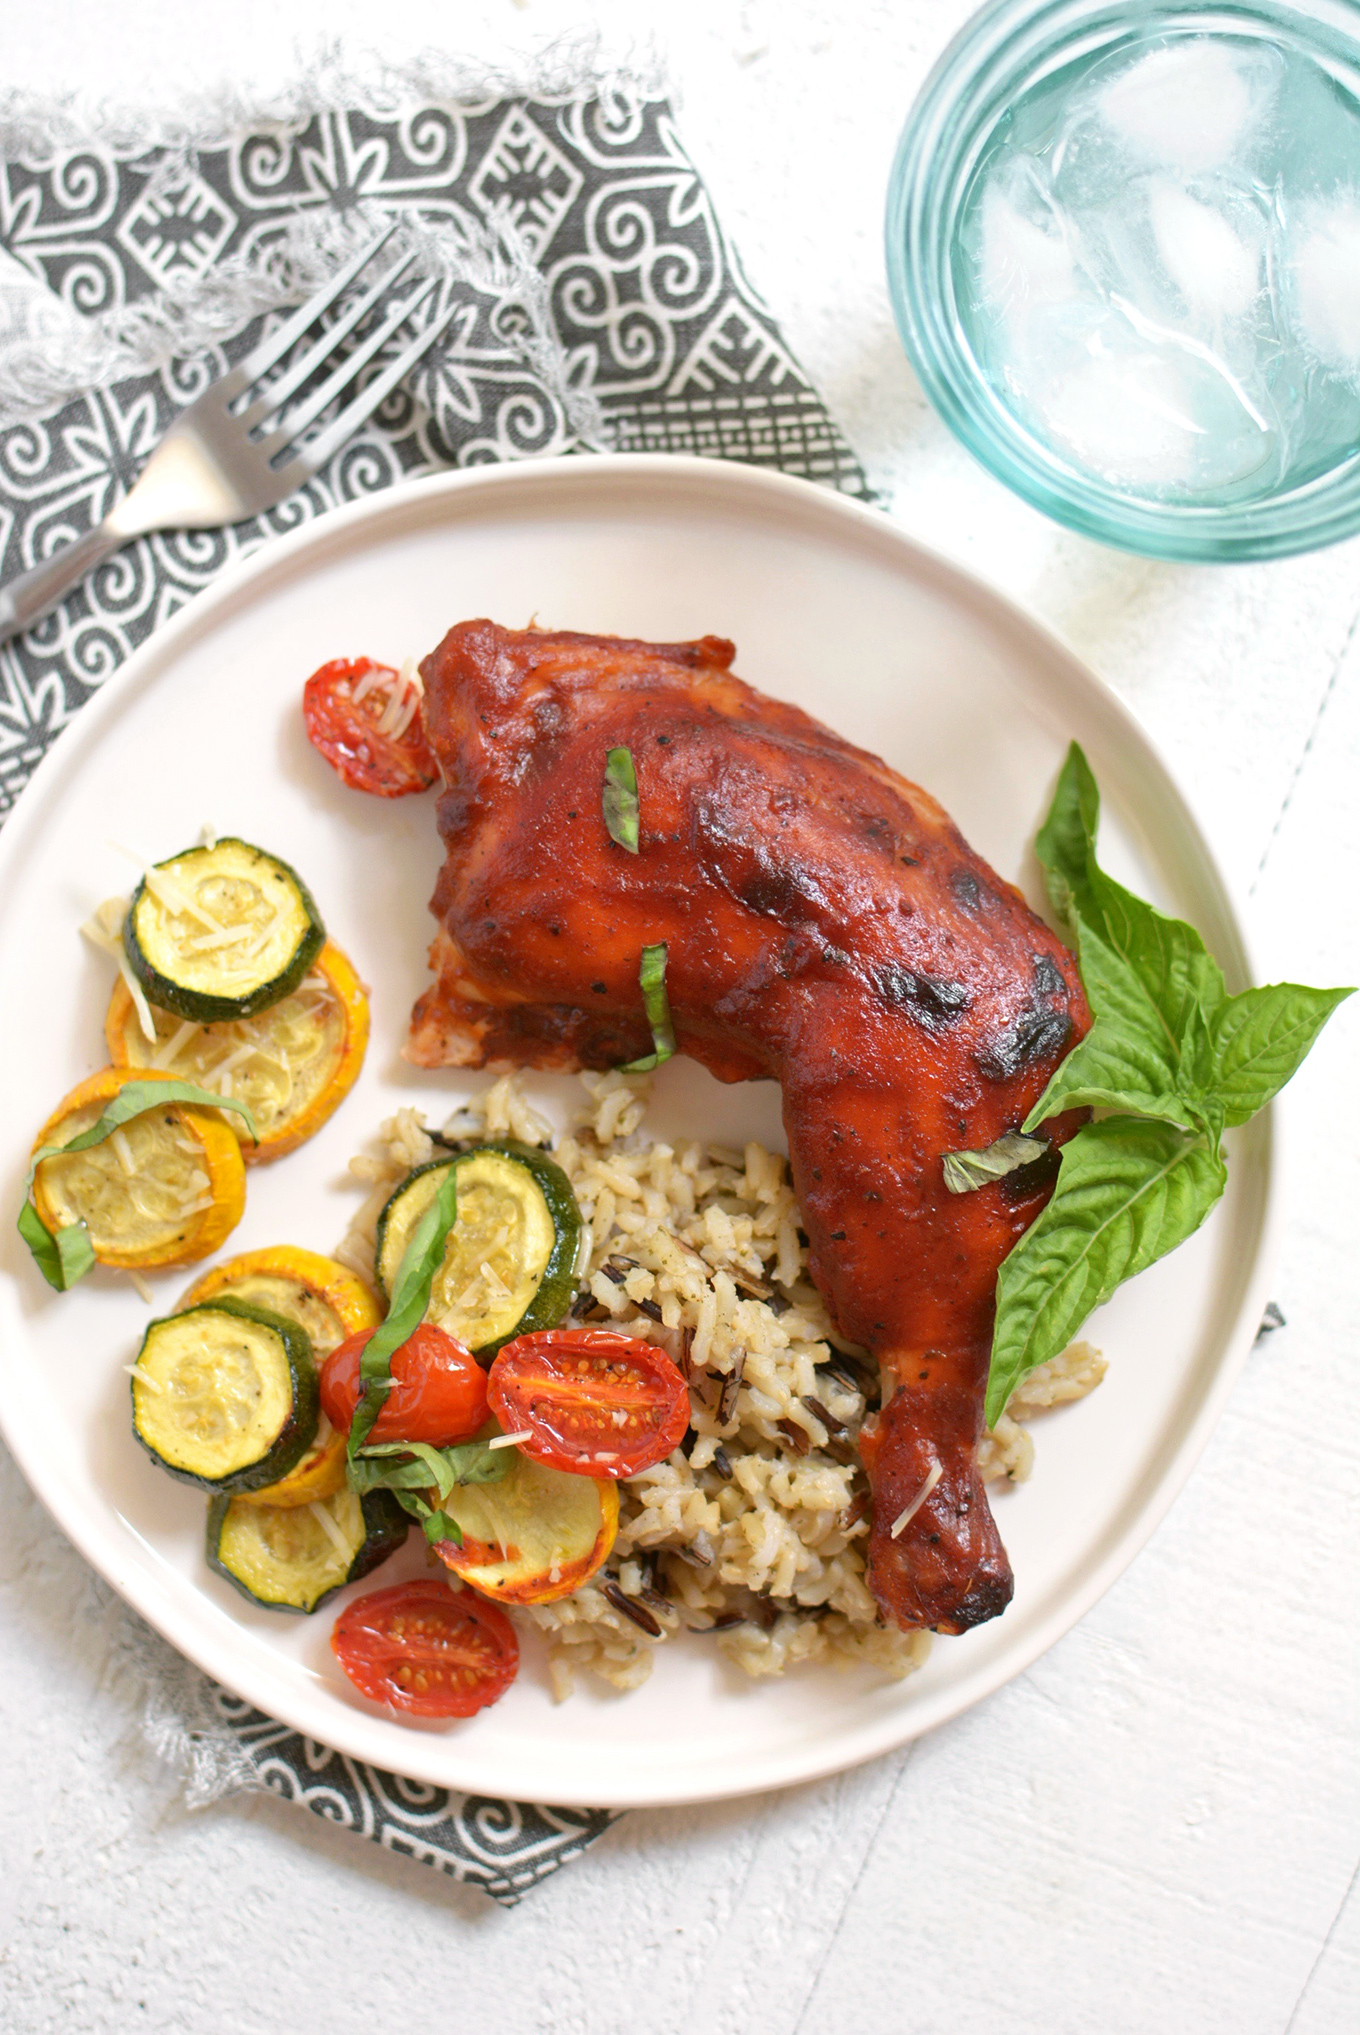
left=337, top=1071, right=1105, bottom=1700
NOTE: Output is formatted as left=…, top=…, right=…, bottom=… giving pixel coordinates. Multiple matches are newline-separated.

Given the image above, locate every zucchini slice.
left=107, top=940, right=368, bottom=1163
left=433, top=1442, right=618, bottom=1605
left=131, top=1297, right=319, bottom=1493
left=207, top=1486, right=408, bottom=1613
left=31, top=1066, right=246, bottom=1271
left=124, top=837, right=325, bottom=1023
left=177, top=1247, right=381, bottom=1507
left=376, top=1144, right=582, bottom=1355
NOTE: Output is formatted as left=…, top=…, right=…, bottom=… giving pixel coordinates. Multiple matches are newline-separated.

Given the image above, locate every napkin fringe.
left=0, top=31, right=667, bottom=167
left=0, top=33, right=658, bottom=430
left=0, top=198, right=607, bottom=445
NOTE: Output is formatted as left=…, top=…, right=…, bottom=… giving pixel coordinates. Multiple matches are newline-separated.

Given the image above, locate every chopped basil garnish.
left=986, top=743, right=1352, bottom=1424
left=602, top=745, right=640, bottom=853
left=18, top=1079, right=258, bottom=1293
left=942, top=1131, right=1047, bottom=1194
left=350, top=1437, right=510, bottom=1545
left=620, top=940, right=676, bottom=1072
left=346, top=1165, right=461, bottom=1455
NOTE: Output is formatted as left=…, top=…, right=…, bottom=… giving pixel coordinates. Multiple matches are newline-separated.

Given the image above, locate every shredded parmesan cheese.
left=890, top=1460, right=943, bottom=1539
left=487, top=1429, right=532, bottom=1449
left=80, top=897, right=159, bottom=1044
left=124, top=1363, right=163, bottom=1392
left=110, top=1127, right=136, bottom=1177
left=142, top=865, right=223, bottom=933
left=308, top=1501, right=353, bottom=1561
left=152, top=1020, right=200, bottom=1070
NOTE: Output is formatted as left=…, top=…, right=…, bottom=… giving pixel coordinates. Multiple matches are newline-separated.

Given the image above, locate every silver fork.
left=0, top=224, right=457, bottom=643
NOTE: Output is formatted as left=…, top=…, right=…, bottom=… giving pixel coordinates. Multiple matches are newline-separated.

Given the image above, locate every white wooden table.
left=1, top=4, right=1356, bottom=2029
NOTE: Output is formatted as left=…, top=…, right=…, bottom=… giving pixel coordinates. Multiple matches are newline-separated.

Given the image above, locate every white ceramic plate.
left=0, top=455, right=1274, bottom=1809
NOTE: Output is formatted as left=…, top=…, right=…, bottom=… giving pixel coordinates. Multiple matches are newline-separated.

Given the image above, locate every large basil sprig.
left=983, top=744, right=1352, bottom=1424
left=19, top=1080, right=258, bottom=1292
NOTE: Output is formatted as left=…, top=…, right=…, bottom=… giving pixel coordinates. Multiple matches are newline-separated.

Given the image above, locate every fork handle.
left=0, top=523, right=128, bottom=644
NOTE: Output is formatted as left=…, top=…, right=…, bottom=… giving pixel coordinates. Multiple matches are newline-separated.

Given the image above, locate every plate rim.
left=0, top=453, right=1280, bottom=1807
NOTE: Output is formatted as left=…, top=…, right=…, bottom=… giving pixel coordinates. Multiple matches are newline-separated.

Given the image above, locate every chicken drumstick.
left=407, top=622, right=1090, bottom=1633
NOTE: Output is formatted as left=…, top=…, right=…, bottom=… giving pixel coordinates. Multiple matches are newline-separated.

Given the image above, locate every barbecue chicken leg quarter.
left=408, top=622, right=1091, bottom=1635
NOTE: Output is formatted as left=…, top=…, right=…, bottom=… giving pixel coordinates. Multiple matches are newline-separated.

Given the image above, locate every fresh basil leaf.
left=620, top=940, right=676, bottom=1072
left=18, top=1078, right=259, bottom=1291
left=942, top=1132, right=1047, bottom=1194
left=602, top=745, right=640, bottom=853
left=54, top=1221, right=97, bottom=1288
left=17, top=1203, right=95, bottom=1291
left=1206, top=981, right=1355, bottom=1127
left=348, top=1164, right=461, bottom=1455
left=1086, top=862, right=1227, bottom=1050
left=1034, top=741, right=1101, bottom=930
left=386, top=1488, right=464, bottom=1545
left=1033, top=749, right=1227, bottom=1107
left=355, top=1438, right=510, bottom=1492
left=987, top=1118, right=1226, bottom=1425
left=1024, top=920, right=1206, bottom=1131
left=440, top=1440, right=509, bottom=1485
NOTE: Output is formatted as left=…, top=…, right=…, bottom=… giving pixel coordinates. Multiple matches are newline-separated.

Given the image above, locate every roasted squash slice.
left=131, top=1297, right=318, bottom=1493
left=106, top=940, right=369, bottom=1164
left=31, top=1067, right=245, bottom=1271
left=376, top=1144, right=583, bottom=1355
left=124, top=837, right=325, bottom=1023
left=207, top=1486, right=408, bottom=1612
left=179, top=1246, right=382, bottom=1508
left=433, top=1441, right=618, bottom=1605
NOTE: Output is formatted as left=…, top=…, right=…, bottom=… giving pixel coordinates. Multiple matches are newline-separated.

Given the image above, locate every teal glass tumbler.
left=886, top=0, right=1360, bottom=561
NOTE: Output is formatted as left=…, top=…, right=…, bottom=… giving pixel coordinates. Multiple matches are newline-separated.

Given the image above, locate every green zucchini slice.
left=376, top=1143, right=583, bottom=1355
left=124, top=837, right=325, bottom=1022
left=131, top=1297, right=319, bottom=1493
left=206, top=1486, right=409, bottom=1613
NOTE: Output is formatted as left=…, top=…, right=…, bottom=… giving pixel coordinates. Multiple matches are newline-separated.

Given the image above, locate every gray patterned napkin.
left=0, top=72, right=868, bottom=1901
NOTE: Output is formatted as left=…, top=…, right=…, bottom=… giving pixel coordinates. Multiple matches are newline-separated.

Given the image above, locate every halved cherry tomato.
left=330, top=1579, right=518, bottom=1718
left=487, top=1329, right=691, bottom=1479
left=302, top=656, right=438, bottom=797
left=320, top=1322, right=489, bottom=1445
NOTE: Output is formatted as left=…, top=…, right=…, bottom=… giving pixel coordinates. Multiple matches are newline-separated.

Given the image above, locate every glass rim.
left=886, top=0, right=1360, bottom=562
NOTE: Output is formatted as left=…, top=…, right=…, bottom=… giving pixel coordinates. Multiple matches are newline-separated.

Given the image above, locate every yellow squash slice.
left=179, top=1245, right=382, bottom=1508
left=433, top=1442, right=619, bottom=1605
left=31, top=1067, right=245, bottom=1271
left=106, top=940, right=369, bottom=1164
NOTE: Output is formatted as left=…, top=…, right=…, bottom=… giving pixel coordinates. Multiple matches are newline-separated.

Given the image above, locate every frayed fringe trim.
left=98, top=1584, right=267, bottom=1810
left=0, top=189, right=609, bottom=445
left=0, top=32, right=657, bottom=431
left=0, top=30, right=668, bottom=167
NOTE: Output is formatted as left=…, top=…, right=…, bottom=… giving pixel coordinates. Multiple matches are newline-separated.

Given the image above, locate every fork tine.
left=293, top=298, right=461, bottom=476
left=236, top=247, right=421, bottom=432
left=234, top=222, right=400, bottom=386
left=268, top=274, right=440, bottom=451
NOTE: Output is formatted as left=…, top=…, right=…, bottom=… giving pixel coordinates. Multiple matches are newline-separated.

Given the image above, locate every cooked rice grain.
left=337, top=1072, right=1104, bottom=1699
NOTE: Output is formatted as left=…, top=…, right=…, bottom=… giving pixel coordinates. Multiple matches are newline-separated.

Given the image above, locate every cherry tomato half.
left=302, top=656, right=438, bottom=797
left=487, top=1329, right=691, bottom=1479
left=330, top=1579, right=518, bottom=1718
left=320, top=1322, right=489, bottom=1446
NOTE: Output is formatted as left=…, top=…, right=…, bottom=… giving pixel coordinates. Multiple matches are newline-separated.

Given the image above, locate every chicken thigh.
left=407, top=622, right=1090, bottom=1633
